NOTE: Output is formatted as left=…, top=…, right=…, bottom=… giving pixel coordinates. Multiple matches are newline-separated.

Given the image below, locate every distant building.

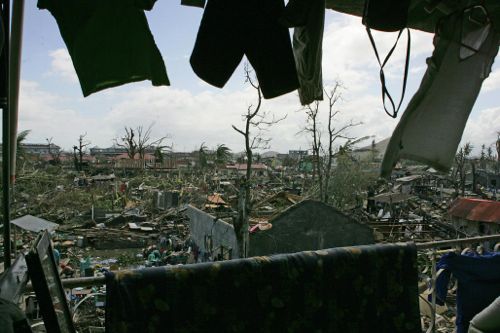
left=21, top=143, right=61, bottom=155
left=90, top=146, right=156, bottom=157
left=225, top=163, right=268, bottom=177
left=276, top=153, right=289, bottom=160
left=89, top=146, right=128, bottom=157
left=474, top=169, right=500, bottom=190
left=288, top=150, right=308, bottom=159
left=352, top=138, right=390, bottom=162
left=170, top=152, right=195, bottom=159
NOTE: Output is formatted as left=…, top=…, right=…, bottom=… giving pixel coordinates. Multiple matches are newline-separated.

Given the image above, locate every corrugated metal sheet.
left=395, top=175, right=423, bottom=183
left=449, top=198, right=500, bottom=223
left=10, top=215, right=59, bottom=233
left=372, top=192, right=412, bottom=204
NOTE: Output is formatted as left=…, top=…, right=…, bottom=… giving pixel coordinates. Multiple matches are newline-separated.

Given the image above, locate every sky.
left=14, top=1, right=500, bottom=156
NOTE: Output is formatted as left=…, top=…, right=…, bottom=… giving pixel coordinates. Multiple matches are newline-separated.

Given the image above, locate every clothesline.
left=415, top=234, right=500, bottom=250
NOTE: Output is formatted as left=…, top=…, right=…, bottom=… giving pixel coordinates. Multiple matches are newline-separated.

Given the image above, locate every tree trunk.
left=234, top=181, right=249, bottom=258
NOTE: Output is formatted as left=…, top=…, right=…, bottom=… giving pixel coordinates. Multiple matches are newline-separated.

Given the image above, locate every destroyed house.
left=186, top=205, right=239, bottom=260
left=186, top=200, right=375, bottom=260
left=474, top=168, right=500, bottom=190
left=250, top=200, right=375, bottom=257
left=449, top=198, right=500, bottom=237
left=395, top=174, right=423, bottom=194
left=351, top=138, right=390, bottom=162
left=225, top=163, right=268, bottom=177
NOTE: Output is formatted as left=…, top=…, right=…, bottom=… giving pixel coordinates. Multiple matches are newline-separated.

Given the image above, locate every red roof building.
left=449, top=198, right=500, bottom=224
left=449, top=198, right=500, bottom=238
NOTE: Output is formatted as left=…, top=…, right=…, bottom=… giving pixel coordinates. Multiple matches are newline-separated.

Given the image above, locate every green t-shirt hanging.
left=38, top=0, right=170, bottom=97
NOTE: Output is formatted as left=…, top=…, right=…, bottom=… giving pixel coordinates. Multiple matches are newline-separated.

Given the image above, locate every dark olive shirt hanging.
left=38, top=0, right=170, bottom=97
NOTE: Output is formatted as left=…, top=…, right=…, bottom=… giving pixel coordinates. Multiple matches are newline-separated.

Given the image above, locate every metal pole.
left=416, top=234, right=500, bottom=250
left=429, top=251, right=436, bottom=333
left=9, top=0, right=25, bottom=183
left=1, top=0, right=11, bottom=270
left=25, top=275, right=107, bottom=292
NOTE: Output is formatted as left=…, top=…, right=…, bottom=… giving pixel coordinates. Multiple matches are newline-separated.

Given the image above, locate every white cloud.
left=482, top=68, right=500, bottom=93
left=322, top=14, right=434, bottom=93
left=48, top=48, right=78, bottom=83
left=461, top=107, right=500, bottom=154
left=15, top=79, right=394, bottom=154
left=18, top=80, right=115, bottom=148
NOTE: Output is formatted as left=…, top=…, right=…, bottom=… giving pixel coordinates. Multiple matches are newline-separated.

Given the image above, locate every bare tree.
left=453, top=142, right=473, bottom=196
left=136, top=123, right=170, bottom=159
left=322, top=84, right=362, bottom=203
left=303, top=101, right=322, bottom=188
left=231, top=63, right=286, bottom=258
left=301, top=82, right=362, bottom=204
left=496, top=132, right=500, bottom=173
left=115, top=127, right=137, bottom=159
left=115, top=123, right=170, bottom=160
left=73, top=133, right=90, bottom=171
left=487, top=146, right=494, bottom=161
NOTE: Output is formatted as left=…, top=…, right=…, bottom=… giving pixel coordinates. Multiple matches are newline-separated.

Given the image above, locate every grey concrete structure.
left=186, top=205, right=239, bottom=259
left=249, top=200, right=375, bottom=257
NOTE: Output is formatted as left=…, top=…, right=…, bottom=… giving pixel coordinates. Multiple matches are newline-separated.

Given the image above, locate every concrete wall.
left=249, top=200, right=375, bottom=257
left=452, top=217, right=500, bottom=237
left=186, top=205, right=239, bottom=259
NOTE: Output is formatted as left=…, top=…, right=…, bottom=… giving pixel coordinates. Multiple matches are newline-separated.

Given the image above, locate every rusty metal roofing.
left=207, top=194, right=226, bottom=205
left=449, top=198, right=500, bottom=223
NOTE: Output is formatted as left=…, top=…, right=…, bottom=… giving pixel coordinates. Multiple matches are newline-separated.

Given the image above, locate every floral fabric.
left=106, top=242, right=420, bottom=332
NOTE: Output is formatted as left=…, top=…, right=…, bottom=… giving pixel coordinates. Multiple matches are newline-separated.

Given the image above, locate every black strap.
left=367, top=27, right=411, bottom=118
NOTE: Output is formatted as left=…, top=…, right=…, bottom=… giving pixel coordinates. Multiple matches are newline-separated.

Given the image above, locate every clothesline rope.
left=415, top=234, right=500, bottom=250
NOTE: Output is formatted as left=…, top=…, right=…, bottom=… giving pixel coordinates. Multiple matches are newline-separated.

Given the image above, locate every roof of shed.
left=449, top=198, right=500, bottom=223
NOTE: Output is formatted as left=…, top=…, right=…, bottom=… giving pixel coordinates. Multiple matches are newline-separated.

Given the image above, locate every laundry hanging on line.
left=433, top=251, right=500, bottom=333
left=181, top=0, right=205, bottom=8
left=281, top=0, right=326, bottom=105
left=381, top=7, right=500, bottom=177
left=468, top=296, right=500, bottom=333
left=38, top=0, right=170, bottom=97
left=41, top=0, right=325, bottom=101
left=184, top=0, right=325, bottom=103
left=189, top=0, right=300, bottom=99
left=105, top=242, right=420, bottom=333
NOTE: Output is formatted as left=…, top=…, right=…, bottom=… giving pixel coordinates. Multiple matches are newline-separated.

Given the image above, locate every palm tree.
left=215, top=144, right=232, bottom=167
left=16, top=129, right=30, bottom=159
left=14, top=129, right=31, bottom=174
left=198, top=142, right=208, bottom=170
